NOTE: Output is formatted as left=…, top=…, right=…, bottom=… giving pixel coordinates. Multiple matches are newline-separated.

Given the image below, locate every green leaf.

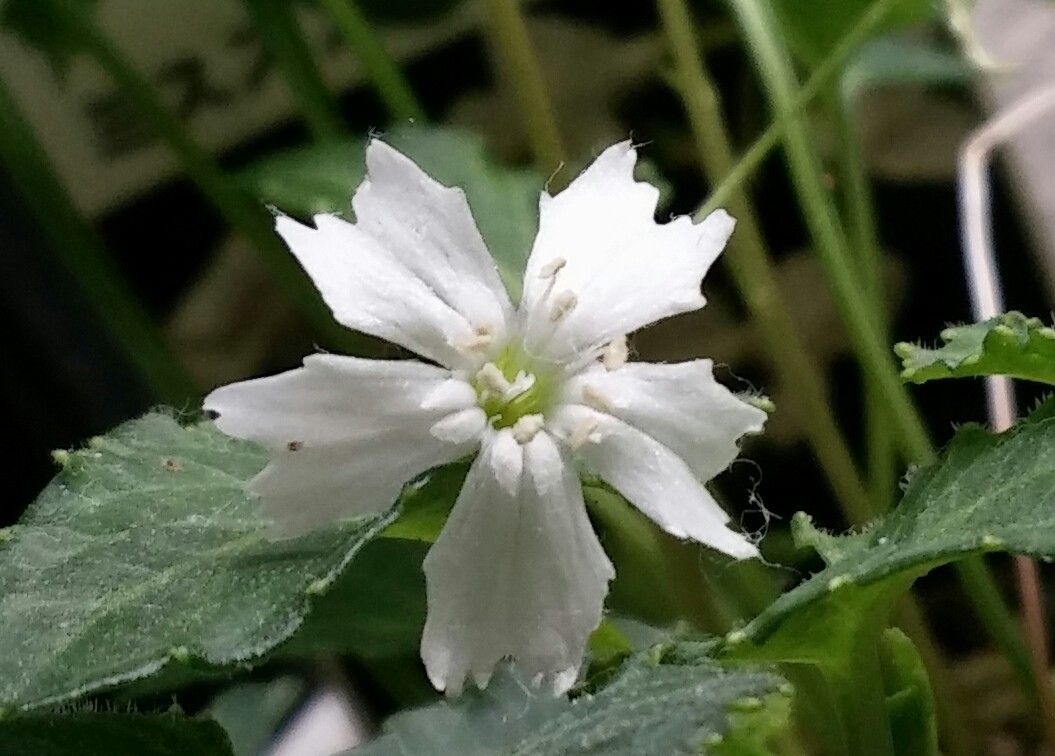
left=771, top=0, right=934, bottom=69
left=895, top=311, right=1055, bottom=386
left=0, top=412, right=394, bottom=713
left=727, top=398, right=1055, bottom=658
left=282, top=538, right=427, bottom=660
left=722, top=400, right=1055, bottom=750
left=0, top=712, right=232, bottom=756
left=878, top=628, right=938, bottom=756
left=239, top=127, right=542, bottom=300
left=355, top=642, right=790, bottom=755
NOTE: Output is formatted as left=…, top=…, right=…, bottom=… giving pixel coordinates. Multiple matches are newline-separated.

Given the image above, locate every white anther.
left=511, top=414, right=545, bottom=444
left=602, top=335, right=628, bottom=371
left=538, top=257, right=567, bottom=279
left=457, top=324, right=496, bottom=353
left=476, top=362, right=511, bottom=396
left=567, top=417, right=600, bottom=450
left=580, top=384, right=611, bottom=413
left=549, top=290, right=578, bottom=322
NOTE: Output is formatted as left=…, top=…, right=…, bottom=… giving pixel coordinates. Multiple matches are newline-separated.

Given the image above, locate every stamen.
left=538, top=257, right=567, bottom=279
left=503, top=371, right=536, bottom=401
left=511, top=414, right=545, bottom=444
left=567, top=417, right=600, bottom=450
left=476, top=362, right=511, bottom=396
left=581, top=384, right=611, bottom=413
left=549, top=290, right=578, bottom=322
left=457, top=324, right=495, bottom=353
left=602, top=335, right=628, bottom=370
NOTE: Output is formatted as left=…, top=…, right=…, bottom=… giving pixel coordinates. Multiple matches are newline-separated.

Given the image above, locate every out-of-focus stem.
left=243, top=0, right=344, bottom=139
left=317, top=0, right=426, bottom=123
left=729, top=0, right=1038, bottom=744
left=0, top=77, right=195, bottom=405
left=58, top=2, right=358, bottom=352
left=832, top=98, right=896, bottom=510
left=480, top=0, right=566, bottom=179
left=658, top=0, right=874, bottom=525
left=699, top=0, right=895, bottom=217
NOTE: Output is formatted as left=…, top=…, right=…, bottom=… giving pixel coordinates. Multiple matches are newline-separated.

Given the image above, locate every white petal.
left=277, top=213, right=476, bottom=369
left=421, top=430, right=614, bottom=696
left=519, top=141, right=735, bottom=362
left=352, top=140, right=514, bottom=331
left=430, top=408, right=488, bottom=444
left=564, top=360, right=766, bottom=481
left=204, top=355, right=481, bottom=534
left=551, top=405, right=758, bottom=559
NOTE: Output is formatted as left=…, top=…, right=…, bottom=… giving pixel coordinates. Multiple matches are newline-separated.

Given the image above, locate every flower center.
left=472, top=342, right=560, bottom=429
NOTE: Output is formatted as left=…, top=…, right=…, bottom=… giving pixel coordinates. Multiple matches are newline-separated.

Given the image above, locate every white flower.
left=204, top=140, right=766, bottom=696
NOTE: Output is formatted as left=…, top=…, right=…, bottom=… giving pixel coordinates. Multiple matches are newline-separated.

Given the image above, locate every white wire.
left=957, top=85, right=1055, bottom=430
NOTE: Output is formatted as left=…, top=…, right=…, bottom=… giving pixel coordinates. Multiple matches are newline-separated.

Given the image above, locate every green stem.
left=58, top=1, right=357, bottom=352
left=243, top=0, right=345, bottom=139
left=728, top=0, right=1037, bottom=732
left=832, top=94, right=896, bottom=509
left=480, top=0, right=566, bottom=178
left=0, top=77, right=196, bottom=405
left=700, top=0, right=896, bottom=216
left=658, top=0, right=874, bottom=525
left=824, top=639, right=896, bottom=756
left=317, top=0, right=426, bottom=123
left=728, top=0, right=931, bottom=462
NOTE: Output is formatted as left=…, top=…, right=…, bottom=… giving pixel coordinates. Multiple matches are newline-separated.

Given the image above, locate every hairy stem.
left=0, top=77, right=195, bottom=405
left=317, top=0, right=426, bottom=122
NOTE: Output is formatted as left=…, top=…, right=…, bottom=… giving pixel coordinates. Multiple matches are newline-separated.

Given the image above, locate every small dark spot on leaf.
left=204, top=409, right=220, bottom=420
left=163, top=459, right=182, bottom=472
left=287, top=441, right=303, bottom=452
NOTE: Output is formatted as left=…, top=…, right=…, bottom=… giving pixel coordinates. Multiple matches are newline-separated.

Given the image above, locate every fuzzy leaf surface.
left=0, top=412, right=393, bottom=712
left=356, top=642, right=789, bottom=755
left=729, top=400, right=1055, bottom=662
left=896, top=312, right=1055, bottom=386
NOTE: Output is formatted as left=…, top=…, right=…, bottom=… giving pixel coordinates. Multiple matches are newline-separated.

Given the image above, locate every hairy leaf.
left=896, top=311, right=1055, bottom=386
left=0, top=712, right=232, bottom=756
left=240, top=127, right=541, bottom=299
left=0, top=412, right=394, bottom=713
left=356, top=642, right=790, bottom=756
left=727, top=399, right=1055, bottom=660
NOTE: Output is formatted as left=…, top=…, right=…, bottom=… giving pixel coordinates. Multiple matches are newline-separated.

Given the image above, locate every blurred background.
left=2, top=0, right=1054, bottom=751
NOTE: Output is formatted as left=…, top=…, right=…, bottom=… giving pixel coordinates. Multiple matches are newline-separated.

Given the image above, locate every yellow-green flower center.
left=473, top=343, right=561, bottom=429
